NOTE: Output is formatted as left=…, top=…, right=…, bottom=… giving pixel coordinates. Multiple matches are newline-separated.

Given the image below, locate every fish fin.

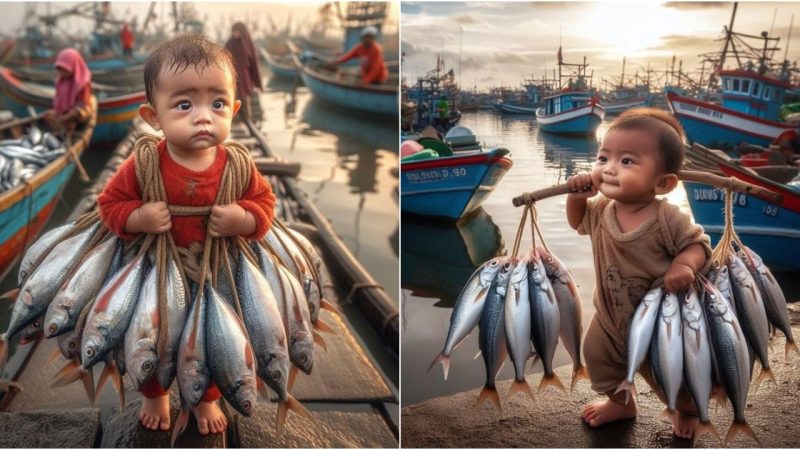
left=314, top=318, right=335, bottom=335
left=287, top=394, right=313, bottom=421
left=256, top=379, right=270, bottom=401
left=660, top=407, right=676, bottom=420
left=287, top=365, right=299, bottom=392
left=528, top=352, right=539, bottom=370
left=319, top=299, right=341, bottom=315
left=711, top=384, right=728, bottom=413
left=475, top=386, right=502, bottom=412
left=426, top=353, right=450, bottom=381
left=538, top=373, right=566, bottom=394
left=313, top=331, right=327, bottom=352
left=570, top=365, right=589, bottom=393
left=753, top=367, right=776, bottom=392
left=81, top=369, right=95, bottom=406
left=47, top=348, right=63, bottom=366
left=171, top=408, right=190, bottom=448
left=507, top=379, right=534, bottom=400
left=96, top=362, right=112, bottom=395
left=473, top=286, right=489, bottom=303
left=785, top=340, right=799, bottom=360
left=724, top=421, right=760, bottom=446
left=275, top=394, right=314, bottom=436
left=473, top=350, right=482, bottom=360
left=693, top=420, right=722, bottom=447
left=110, top=361, right=125, bottom=412
left=1, top=288, right=19, bottom=301
left=276, top=399, right=288, bottom=437
left=0, top=338, right=8, bottom=368
left=244, top=343, right=255, bottom=368
left=613, top=380, right=637, bottom=405
left=50, top=360, right=82, bottom=387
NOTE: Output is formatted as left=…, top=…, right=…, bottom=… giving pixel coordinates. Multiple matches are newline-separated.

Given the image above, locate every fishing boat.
left=668, top=5, right=798, bottom=149
left=259, top=47, right=300, bottom=79
left=0, top=99, right=96, bottom=283
left=0, top=67, right=144, bottom=145
left=405, top=60, right=462, bottom=132
left=493, top=79, right=547, bottom=115
left=601, top=58, right=652, bottom=115
left=9, top=57, right=146, bottom=89
left=401, top=145, right=512, bottom=221
left=536, top=51, right=605, bottom=135
left=683, top=143, right=800, bottom=271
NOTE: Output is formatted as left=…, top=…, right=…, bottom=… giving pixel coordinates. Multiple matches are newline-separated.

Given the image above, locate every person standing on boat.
left=326, top=26, right=388, bottom=86
left=43, top=48, right=94, bottom=133
left=120, top=22, right=134, bottom=58
left=225, top=22, right=262, bottom=121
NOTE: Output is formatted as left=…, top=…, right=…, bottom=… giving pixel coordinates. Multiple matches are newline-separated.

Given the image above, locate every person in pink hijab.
left=43, top=48, right=94, bottom=132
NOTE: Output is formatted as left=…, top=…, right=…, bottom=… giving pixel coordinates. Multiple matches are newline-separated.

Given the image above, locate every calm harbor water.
left=401, top=109, right=800, bottom=406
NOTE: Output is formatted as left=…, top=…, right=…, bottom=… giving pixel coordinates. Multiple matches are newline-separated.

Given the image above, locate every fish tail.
left=170, top=408, right=190, bottom=448
left=1, top=288, right=19, bottom=301
left=110, top=362, right=125, bottom=412
left=313, top=331, right=327, bottom=352
left=96, top=362, right=112, bottom=395
left=288, top=365, right=299, bottom=392
left=47, top=349, right=62, bottom=366
left=319, top=299, right=341, bottom=315
left=613, top=380, right=637, bottom=405
left=753, top=366, right=776, bottom=392
left=785, top=340, right=799, bottom=359
left=314, top=318, right=335, bottom=335
left=693, top=420, right=722, bottom=446
left=50, top=360, right=82, bottom=387
left=660, top=407, right=676, bottom=421
left=475, top=385, right=502, bottom=412
left=276, top=399, right=288, bottom=437
left=570, top=365, right=589, bottom=393
left=538, top=373, right=566, bottom=394
left=711, top=384, right=728, bottom=413
left=724, top=421, right=760, bottom=446
left=81, top=369, right=95, bottom=406
left=507, top=379, right=534, bottom=400
left=426, top=353, right=451, bottom=380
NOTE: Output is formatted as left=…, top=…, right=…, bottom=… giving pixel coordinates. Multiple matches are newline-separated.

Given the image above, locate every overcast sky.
left=402, top=1, right=800, bottom=90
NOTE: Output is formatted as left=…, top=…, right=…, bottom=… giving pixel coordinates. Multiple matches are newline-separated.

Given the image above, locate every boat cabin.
left=542, top=91, right=595, bottom=115
left=719, top=69, right=792, bottom=121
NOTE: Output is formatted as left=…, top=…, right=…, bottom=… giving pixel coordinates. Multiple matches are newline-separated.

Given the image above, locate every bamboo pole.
left=511, top=169, right=783, bottom=207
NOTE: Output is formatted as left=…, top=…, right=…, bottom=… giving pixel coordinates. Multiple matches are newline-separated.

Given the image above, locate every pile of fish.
left=0, top=125, right=67, bottom=192
left=617, top=242, right=795, bottom=446
left=429, top=246, right=586, bottom=411
left=0, top=218, right=338, bottom=440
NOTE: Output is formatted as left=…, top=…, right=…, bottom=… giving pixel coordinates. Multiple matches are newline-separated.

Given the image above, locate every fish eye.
left=143, top=361, right=153, bottom=372
left=69, top=341, right=77, bottom=349
left=243, top=400, right=252, bottom=411
left=299, top=354, right=308, bottom=363
left=48, top=324, right=58, bottom=334
left=272, top=371, right=282, bottom=381
left=85, top=348, right=94, bottom=358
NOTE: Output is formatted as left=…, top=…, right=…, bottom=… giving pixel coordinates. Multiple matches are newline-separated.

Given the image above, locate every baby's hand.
left=127, top=201, right=171, bottom=234
left=664, top=262, right=695, bottom=293
left=567, top=173, right=597, bottom=199
left=209, top=204, right=255, bottom=238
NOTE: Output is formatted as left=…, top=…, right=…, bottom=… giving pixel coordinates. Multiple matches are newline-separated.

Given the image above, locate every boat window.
left=763, top=86, right=772, bottom=100
left=723, top=78, right=731, bottom=91
left=741, top=79, right=750, bottom=94
left=752, top=81, right=761, bottom=97
left=732, top=79, right=740, bottom=92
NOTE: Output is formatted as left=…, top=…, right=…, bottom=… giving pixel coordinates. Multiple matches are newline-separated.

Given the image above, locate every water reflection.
left=537, top=132, right=598, bottom=180
left=402, top=208, right=505, bottom=308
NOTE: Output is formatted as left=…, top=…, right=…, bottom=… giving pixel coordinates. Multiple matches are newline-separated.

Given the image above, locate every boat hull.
left=300, top=66, right=397, bottom=116
left=536, top=104, right=605, bottom=135
left=667, top=91, right=796, bottom=149
left=683, top=181, right=800, bottom=271
left=0, top=68, right=143, bottom=145
left=495, top=103, right=537, bottom=115
left=401, top=148, right=512, bottom=220
left=260, top=48, right=299, bottom=79
left=603, top=97, right=648, bottom=115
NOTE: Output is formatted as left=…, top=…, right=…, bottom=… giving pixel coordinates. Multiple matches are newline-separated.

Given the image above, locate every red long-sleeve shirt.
left=337, top=42, right=389, bottom=85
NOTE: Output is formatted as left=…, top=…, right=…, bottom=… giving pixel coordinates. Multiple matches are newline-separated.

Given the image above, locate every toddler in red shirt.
left=97, top=35, right=275, bottom=436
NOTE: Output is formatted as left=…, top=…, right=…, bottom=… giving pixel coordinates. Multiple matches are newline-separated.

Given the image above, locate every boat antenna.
left=459, top=25, right=463, bottom=91
left=770, top=7, right=777, bottom=39
left=784, top=13, right=794, bottom=62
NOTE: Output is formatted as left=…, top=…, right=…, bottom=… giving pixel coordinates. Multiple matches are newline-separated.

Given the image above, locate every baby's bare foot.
left=193, top=401, right=228, bottom=435
left=670, top=411, right=699, bottom=439
left=581, top=398, right=637, bottom=427
left=139, top=395, right=170, bottom=431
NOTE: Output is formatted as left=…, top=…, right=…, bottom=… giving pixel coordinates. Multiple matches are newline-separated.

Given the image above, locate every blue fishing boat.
left=260, top=47, right=299, bottom=80
left=401, top=146, right=512, bottom=221
left=536, top=50, right=605, bottom=135
left=0, top=68, right=144, bottom=145
left=683, top=145, right=800, bottom=271
left=405, top=59, right=461, bottom=133
left=493, top=79, right=547, bottom=115
left=601, top=58, right=653, bottom=115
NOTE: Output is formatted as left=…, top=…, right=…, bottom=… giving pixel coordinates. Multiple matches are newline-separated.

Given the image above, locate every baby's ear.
left=654, top=173, right=679, bottom=195
left=138, top=104, right=160, bottom=130
left=232, top=99, right=242, bottom=117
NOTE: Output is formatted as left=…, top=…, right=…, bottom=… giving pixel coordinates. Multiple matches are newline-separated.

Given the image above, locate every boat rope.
left=511, top=203, right=530, bottom=258
left=64, top=133, right=90, bottom=183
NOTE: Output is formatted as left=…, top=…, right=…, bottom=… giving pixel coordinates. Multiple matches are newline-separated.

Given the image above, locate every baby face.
left=149, top=63, right=239, bottom=156
left=591, top=128, right=664, bottom=203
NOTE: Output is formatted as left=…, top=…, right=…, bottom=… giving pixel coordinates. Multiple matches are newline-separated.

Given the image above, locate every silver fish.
left=44, top=238, right=118, bottom=338
left=727, top=253, right=773, bottom=388
left=124, top=267, right=159, bottom=390
left=28, top=126, right=42, bottom=146
left=18, top=221, right=75, bottom=285
left=528, top=249, right=564, bottom=393
left=709, top=265, right=736, bottom=316
left=270, top=227, right=321, bottom=323
left=700, top=276, right=758, bottom=446
left=650, top=292, right=683, bottom=414
left=177, top=286, right=210, bottom=407
left=81, top=254, right=148, bottom=369
left=277, top=264, right=315, bottom=374
left=681, top=286, right=720, bottom=444
left=205, top=284, right=257, bottom=416
left=738, top=245, right=798, bottom=358
left=503, top=255, right=532, bottom=399
left=429, top=256, right=505, bottom=380
left=477, top=261, right=512, bottom=411
left=616, top=287, right=663, bottom=404
left=539, top=246, right=586, bottom=391
left=155, top=256, right=188, bottom=390
left=57, top=328, right=82, bottom=360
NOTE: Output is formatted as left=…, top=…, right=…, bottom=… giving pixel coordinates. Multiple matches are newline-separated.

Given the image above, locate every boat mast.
left=711, top=2, right=738, bottom=88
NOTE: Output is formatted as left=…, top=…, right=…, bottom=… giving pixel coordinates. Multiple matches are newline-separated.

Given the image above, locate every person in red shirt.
left=120, top=23, right=134, bottom=57
left=327, top=25, right=388, bottom=85
left=97, top=35, right=275, bottom=436
left=43, top=48, right=94, bottom=133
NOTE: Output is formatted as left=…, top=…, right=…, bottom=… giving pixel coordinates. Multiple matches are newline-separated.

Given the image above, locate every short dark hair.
left=143, top=34, right=237, bottom=104
left=607, top=108, right=685, bottom=174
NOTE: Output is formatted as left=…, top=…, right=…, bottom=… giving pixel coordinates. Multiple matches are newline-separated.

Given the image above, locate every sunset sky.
left=402, top=2, right=800, bottom=91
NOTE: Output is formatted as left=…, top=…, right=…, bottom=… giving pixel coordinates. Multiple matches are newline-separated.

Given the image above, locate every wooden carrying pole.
left=511, top=169, right=783, bottom=207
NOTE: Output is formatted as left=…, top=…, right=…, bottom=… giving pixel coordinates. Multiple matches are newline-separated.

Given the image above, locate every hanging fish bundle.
left=0, top=139, right=339, bottom=442
left=0, top=125, right=68, bottom=192
left=429, top=204, right=587, bottom=412
left=615, top=190, right=795, bottom=446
